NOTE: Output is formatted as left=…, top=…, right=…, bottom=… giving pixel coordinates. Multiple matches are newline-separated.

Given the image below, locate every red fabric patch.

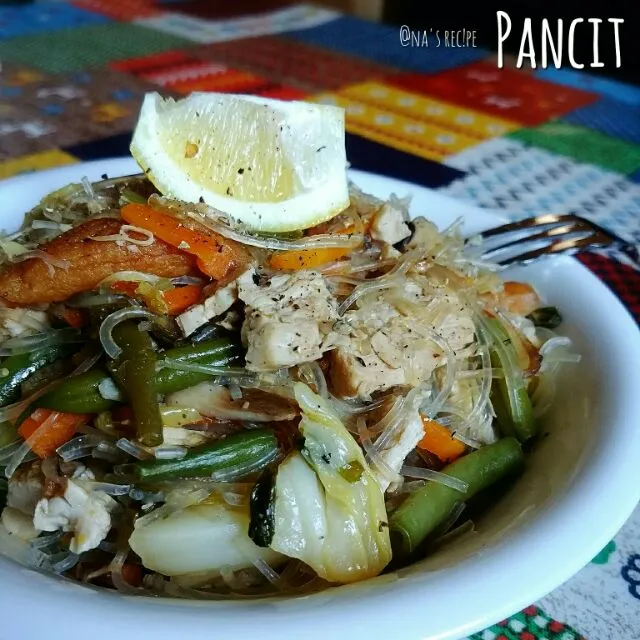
left=108, top=48, right=308, bottom=100
left=549, top=621, right=565, bottom=633
left=523, top=605, right=538, bottom=616
left=71, top=0, right=161, bottom=21
left=520, top=632, right=536, bottom=640
left=386, top=61, right=598, bottom=126
left=109, top=50, right=191, bottom=75
left=578, top=253, right=640, bottom=323
left=197, top=35, right=398, bottom=92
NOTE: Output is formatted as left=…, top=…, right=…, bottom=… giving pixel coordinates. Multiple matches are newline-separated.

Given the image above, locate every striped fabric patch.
left=440, top=137, right=640, bottom=241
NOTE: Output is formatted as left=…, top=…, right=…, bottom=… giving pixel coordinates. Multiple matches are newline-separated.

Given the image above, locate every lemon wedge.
left=130, top=92, right=349, bottom=232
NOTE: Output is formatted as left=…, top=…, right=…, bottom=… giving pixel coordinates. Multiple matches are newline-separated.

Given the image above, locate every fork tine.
left=478, top=214, right=579, bottom=239
left=495, top=233, right=612, bottom=265
left=481, top=223, right=584, bottom=259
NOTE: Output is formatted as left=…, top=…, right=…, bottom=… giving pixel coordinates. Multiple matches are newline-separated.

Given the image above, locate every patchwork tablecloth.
left=0, top=3, right=638, bottom=638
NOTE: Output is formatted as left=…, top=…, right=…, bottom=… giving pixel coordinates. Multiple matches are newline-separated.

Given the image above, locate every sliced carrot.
left=60, top=307, right=86, bottom=329
left=18, top=409, right=89, bottom=459
left=110, top=280, right=201, bottom=315
left=121, top=203, right=248, bottom=280
left=269, top=221, right=359, bottom=271
left=162, top=284, right=203, bottom=315
left=417, top=417, right=466, bottom=463
left=269, top=246, right=351, bottom=271
left=482, top=281, right=541, bottom=317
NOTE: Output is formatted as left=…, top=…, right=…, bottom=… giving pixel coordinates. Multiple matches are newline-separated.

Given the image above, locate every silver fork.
left=475, top=213, right=640, bottom=269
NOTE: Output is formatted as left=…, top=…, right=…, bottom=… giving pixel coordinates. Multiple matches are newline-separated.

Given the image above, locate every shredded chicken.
left=373, top=410, right=424, bottom=492
left=176, top=272, right=243, bottom=336
left=329, top=279, right=475, bottom=400
left=0, top=306, right=49, bottom=343
left=0, top=218, right=196, bottom=305
left=5, top=461, right=43, bottom=515
left=369, top=200, right=411, bottom=246
left=33, top=468, right=116, bottom=554
left=238, top=269, right=338, bottom=371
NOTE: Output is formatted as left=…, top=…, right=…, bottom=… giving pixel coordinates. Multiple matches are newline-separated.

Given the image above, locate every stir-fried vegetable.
left=484, top=316, right=536, bottom=443
left=128, top=497, right=283, bottom=577
left=268, top=247, right=350, bottom=270
left=18, top=408, right=89, bottom=458
left=0, top=344, right=77, bottom=408
left=417, top=417, right=466, bottom=463
left=252, top=383, right=391, bottom=583
left=133, top=429, right=279, bottom=481
left=32, top=337, right=241, bottom=414
left=109, top=321, right=163, bottom=446
left=390, top=437, right=524, bottom=555
left=121, top=203, right=249, bottom=280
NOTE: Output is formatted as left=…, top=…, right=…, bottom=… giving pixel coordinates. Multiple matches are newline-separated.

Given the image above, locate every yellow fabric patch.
left=312, top=81, right=519, bottom=161
left=0, top=149, right=78, bottom=180
left=340, top=82, right=519, bottom=141
left=313, top=92, right=474, bottom=161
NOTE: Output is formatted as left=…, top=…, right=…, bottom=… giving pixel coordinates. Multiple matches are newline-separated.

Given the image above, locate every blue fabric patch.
left=64, top=131, right=132, bottom=161
left=561, top=98, right=640, bottom=145
left=0, top=4, right=110, bottom=40
left=629, top=168, right=640, bottom=184
left=536, top=68, right=640, bottom=106
left=283, top=16, right=488, bottom=73
left=345, top=132, right=465, bottom=189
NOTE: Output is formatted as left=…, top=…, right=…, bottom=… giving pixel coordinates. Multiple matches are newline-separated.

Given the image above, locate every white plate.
left=1, top=159, right=639, bottom=640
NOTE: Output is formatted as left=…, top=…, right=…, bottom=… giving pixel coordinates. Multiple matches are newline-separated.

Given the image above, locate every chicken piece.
left=176, top=272, right=242, bottom=336
left=167, top=381, right=298, bottom=422
left=238, top=269, right=338, bottom=371
left=1, top=506, right=40, bottom=540
left=0, top=218, right=196, bottom=305
left=33, top=477, right=116, bottom=554
left=329, top=281, right=475, bottom=400
left=328, top=349, right=405, bottom=399
left=1, top=461, right=44, bottom=541
left=405, top=217, right=440, bottom=253
left=0, top=306, right=49, bottom=343
left=370, top=201, right=411, bottom=246
left=5, top=461, right=43, bottom=515
left=372, top=410, right=424, bottom=492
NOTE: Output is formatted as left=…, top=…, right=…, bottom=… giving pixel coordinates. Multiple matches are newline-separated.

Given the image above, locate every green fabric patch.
left=0, top=23, right=191, bottom=74
left=591, top=539, right=616, bottom=565
left=467, top=604, right=585, bottom=640
left=509, top=122, right=640, bottom=175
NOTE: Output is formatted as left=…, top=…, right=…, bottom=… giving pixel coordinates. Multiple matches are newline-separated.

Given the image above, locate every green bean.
left=155, top=338, right=242, bottom=394
left=109, top=321, right=163, bottom=447
left=30, top=369, right=114, bottom=417
left=33, top=338, right=241, bottom=415
left=134, top=429, right=279, bottom=481
left=389, top=437, right=524, bottom=556
left=0, top=344, right=77, bottom=407
left=486, top=317, right=536, bottom=442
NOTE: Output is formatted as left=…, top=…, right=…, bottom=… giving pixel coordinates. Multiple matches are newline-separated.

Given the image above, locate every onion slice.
left=99, top=308, right=161, bottom=359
